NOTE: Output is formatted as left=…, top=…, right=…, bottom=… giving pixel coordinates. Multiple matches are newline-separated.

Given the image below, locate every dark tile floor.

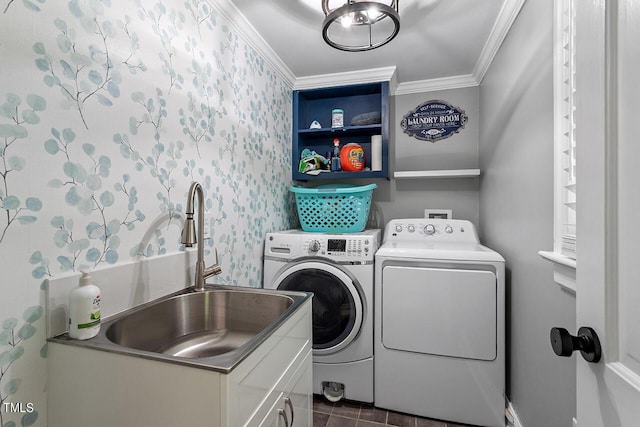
left=312, top=395, right=479, bottom=427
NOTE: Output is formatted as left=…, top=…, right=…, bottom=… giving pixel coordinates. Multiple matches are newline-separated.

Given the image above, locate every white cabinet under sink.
left=47, top=298, right=312, bottom=427
left=250, top=350, right=311, bottom=426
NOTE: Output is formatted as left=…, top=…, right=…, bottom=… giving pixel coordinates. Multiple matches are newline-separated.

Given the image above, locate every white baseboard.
left=506, top=401, right=524, bottom=427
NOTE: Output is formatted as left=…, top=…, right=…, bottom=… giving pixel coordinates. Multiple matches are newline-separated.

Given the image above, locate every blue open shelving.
left=292, top=82, right=389, bottom=181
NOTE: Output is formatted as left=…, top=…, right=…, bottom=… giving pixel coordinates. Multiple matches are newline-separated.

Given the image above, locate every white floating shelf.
left=393, top=169, right=481, bottom=179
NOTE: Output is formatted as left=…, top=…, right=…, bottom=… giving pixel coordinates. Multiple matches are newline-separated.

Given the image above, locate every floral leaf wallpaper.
left=0, top=0, right=293, bottom=424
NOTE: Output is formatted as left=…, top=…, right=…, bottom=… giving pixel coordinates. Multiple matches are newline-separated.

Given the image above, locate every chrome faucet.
left=181, top=182, right=222, bottom=291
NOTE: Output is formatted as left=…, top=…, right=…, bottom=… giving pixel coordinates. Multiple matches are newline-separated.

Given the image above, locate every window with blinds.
left=554, top=0, right=576, bottom=260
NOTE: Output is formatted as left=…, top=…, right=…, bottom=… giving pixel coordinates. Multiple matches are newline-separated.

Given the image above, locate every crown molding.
left=473, top=0, right=526, bottom=83
left=291, top=0, right=523, bottom=96
left=394, top=74, right=479, bottom=96
left=208, top=0, right=523, bottom=94
left=293, top=66, right=398, bottom=90
left=208, top=0, right=297, bottom=88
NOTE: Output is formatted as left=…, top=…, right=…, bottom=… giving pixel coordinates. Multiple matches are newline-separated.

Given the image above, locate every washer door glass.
left=275, top=262, right=362, bottom=355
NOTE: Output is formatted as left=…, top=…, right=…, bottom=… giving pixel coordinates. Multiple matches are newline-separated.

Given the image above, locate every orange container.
left=340, top=143, right=365, bottom=172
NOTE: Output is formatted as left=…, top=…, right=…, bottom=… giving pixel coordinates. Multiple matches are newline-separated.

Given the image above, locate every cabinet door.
left=257, top=350, right=312, bottom=427
left=284, top=351, right=312, bottom=427
left=259, top=393, right=285, bottom=427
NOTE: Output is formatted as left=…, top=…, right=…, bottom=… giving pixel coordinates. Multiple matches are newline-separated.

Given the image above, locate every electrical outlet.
left=203, top=211, right=211, bottom=239
left=424, top=209, right=452, bottom=219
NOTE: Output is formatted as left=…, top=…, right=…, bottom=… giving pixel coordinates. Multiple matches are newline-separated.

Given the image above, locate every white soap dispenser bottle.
left=68, top=271, right=101, bottom=340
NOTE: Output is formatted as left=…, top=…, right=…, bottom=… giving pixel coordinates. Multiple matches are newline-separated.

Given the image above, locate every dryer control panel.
left=383, top=219, right=480, bottom=244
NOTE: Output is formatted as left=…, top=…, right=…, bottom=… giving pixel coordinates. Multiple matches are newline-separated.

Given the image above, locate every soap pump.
left=68, top=271, right=101, bottom=340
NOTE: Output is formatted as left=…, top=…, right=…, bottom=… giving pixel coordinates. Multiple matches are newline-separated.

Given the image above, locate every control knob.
left=395, top=225, right=403, bottom=233
left=445, top=225, right=453, bottom=234
left=308, top=240, right=321, bottom=253
left=424, top=224, right=436, bottom=235
left=408, top=225, right=415, bottom=233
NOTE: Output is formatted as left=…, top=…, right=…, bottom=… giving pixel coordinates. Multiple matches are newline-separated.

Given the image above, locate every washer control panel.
left=303, top=236, right=374, bottom=260
left=266, top=229, right=381, bottom=262
left=383, top=219, right=479, bottom=244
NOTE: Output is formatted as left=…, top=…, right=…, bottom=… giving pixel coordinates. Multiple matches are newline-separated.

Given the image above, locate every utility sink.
left=106, top=288, right=293, bottom=358
left=50, top=285, right=311, bottom=373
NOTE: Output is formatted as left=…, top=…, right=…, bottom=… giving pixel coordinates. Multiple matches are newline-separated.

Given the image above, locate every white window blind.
left=555, top=0, right=576, bottom=260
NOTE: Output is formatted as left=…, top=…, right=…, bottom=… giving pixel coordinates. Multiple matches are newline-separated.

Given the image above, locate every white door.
left=575, top=0, right=640, bottom=425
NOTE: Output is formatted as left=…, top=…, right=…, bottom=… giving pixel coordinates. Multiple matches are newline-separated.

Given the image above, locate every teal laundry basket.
left=290, top=183, right=377, bottom=233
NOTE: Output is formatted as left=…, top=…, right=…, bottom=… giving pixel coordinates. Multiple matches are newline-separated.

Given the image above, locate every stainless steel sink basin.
left=105, top=288, right=293, bottom=359
left=49, top=285, right=311, bottom=373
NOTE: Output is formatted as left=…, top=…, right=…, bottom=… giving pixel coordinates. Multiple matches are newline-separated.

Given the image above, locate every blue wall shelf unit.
left=292, top=82, right=389, bottom=181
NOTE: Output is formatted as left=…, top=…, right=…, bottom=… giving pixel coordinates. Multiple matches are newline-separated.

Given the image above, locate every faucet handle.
left=209, top=264, right=223, bottom=276
left=212, top=248, right=222, bottom=275
left=204, top=248, right=223, bottom=278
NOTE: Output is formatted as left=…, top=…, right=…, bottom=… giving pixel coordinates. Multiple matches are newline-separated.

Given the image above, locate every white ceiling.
left=224, top=0, right=520, bottom=91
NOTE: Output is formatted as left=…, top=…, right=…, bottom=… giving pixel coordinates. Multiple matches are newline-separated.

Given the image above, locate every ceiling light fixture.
left=322, top=0, right=400, bottom=52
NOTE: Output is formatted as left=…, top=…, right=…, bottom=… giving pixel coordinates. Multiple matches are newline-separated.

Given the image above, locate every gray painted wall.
left=366, top=87, right=480, bottom=228
left=309, top=6, right=577, bottom=424
left=479, top=1, right=577, bottom=426
left=395, top=88, right=479, bottom=172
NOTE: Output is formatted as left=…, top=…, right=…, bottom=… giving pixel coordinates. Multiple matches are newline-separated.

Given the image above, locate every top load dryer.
left=374, top=219, right=505, bottom=427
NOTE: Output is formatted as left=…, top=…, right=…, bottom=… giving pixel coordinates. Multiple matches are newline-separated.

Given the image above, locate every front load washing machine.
left=263, top=229, right=380, bottom=403
left=375, top=219, right=505, bottom=427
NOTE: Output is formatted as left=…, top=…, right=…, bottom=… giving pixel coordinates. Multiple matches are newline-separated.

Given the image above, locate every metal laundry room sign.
left=400, top=100, right=468, bottom=142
